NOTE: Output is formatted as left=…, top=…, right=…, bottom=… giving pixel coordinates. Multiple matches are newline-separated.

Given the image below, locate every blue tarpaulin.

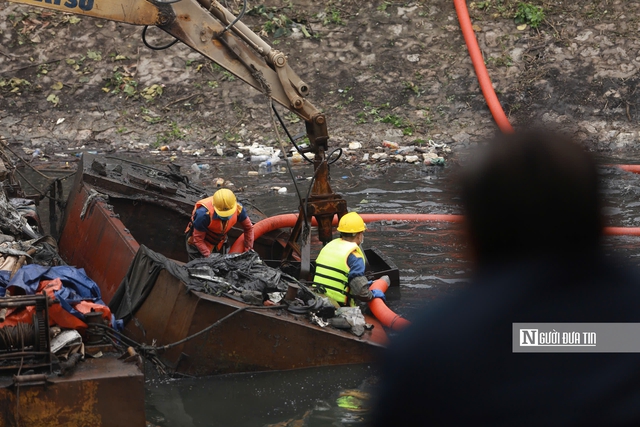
left=0, top=264, right=107, bottom=322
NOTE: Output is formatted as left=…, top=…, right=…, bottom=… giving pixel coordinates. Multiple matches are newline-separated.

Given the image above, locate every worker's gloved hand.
left=371, top=289, right=386, bottom=302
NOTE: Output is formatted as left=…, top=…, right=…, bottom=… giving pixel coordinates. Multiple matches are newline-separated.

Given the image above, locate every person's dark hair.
left=460, top=130, right=602, bottom=264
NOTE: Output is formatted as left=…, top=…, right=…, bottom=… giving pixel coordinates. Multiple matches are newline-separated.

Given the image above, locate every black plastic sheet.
left=185, top=251, right=294, bottom=294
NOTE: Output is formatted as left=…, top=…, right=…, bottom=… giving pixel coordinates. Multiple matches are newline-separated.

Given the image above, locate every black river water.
left=29, top=154, right=640, bottom=426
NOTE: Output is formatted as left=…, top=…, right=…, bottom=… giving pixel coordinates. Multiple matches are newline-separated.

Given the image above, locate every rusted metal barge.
left=0, top=352, right=145, bottom=427
left=0, top=292, right=145, bottom=427
left=0, top=151, right=146, bottom=427
left=57, top=155, right=396, bottom=376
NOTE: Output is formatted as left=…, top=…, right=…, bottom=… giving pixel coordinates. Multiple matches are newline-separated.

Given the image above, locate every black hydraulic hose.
left=218, top=0, right=248, bottom=38
left=142, top=26, right=179, bottom=50
left=270, top=107, right=342, bottom=167
left=92, top=323, right=145, bottom=349
left=90, top=324, right=170, bottom=372
left=271, top=105, right=314, bottom=164
left=327, top=147, right=342, bottom=165
left=263, top=99, right=309, bottom=226
left=93, top=305, right=286, bottom=355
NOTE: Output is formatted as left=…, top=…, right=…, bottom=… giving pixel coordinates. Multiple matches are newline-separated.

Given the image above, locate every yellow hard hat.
left=212, top=188, right=237, bottom=217
left=337, top=212, right=366, bottom=233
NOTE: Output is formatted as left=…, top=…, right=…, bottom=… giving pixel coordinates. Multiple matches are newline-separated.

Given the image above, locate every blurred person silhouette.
left=371, top=130, right=640, bottom=426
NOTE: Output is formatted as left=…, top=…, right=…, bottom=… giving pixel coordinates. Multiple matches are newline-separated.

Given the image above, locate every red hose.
left=604, top=227, right=640, bottom=236
left=616, top=165, right=640, bottom=174
left=367, top=278, right=411, bottom=331
left=229, top=213, right=464, bottom=253
left=230, top=213, right=640, bottom=252
left=453, top=0, right=514, bottom=134
left=454, top=3, right=640, bottom=190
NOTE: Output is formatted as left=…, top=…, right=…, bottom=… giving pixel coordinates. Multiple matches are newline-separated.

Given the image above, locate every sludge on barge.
left=57, top=154, right=398, bottom=376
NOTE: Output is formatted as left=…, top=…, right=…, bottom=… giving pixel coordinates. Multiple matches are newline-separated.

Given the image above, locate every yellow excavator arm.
left=6, top=0, right=347, bottom=272
left=6, top=0, right=329, bottom=155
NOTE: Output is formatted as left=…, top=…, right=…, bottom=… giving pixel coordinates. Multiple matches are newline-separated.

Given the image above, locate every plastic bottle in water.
left=259, top=157, right=280, bottom=168
left=251, top=155, right=270, bottom=162
left=259, top=157, right=280, bottom=173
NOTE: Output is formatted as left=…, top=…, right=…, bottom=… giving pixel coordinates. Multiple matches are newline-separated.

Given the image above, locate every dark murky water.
left=141, top=162, right=468, bottom=427
left=26, top=154, right=640, bottom=427
left=145, top=364, right=378, bottom=427
left=137, top=156, right=640, bottom=427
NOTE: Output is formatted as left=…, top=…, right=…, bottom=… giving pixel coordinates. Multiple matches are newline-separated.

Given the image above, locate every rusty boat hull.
left=0, top=155, right=146, bottom=427
left=0, top=357, right=145, bottom=427
left=57, top=155, right=391, bottom=376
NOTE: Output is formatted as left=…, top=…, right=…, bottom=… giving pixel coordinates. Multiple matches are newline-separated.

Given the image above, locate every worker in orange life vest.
left=185, top=188, right=254, bottom=260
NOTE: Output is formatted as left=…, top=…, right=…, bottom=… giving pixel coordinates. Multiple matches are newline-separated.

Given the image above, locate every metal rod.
left=0, top=363, right=50, bottom=371
left=199, top=0, right=272, bottom=58
left=0, top=351, right=49, bottom=359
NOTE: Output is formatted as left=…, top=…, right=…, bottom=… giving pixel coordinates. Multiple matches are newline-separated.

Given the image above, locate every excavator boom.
left=6, top=0, right=344, bottom=271
left=7, top=0, right=327, bottom=141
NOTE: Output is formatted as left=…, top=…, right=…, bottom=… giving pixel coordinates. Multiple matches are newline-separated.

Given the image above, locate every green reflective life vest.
left=313, top=238, right=364, bottom=306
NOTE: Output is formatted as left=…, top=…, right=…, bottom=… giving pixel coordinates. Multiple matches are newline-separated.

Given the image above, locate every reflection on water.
left=145, top=365, right=377, bottom=427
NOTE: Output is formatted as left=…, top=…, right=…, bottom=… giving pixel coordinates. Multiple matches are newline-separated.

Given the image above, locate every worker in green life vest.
left=313, top=212, right=387, bottom=307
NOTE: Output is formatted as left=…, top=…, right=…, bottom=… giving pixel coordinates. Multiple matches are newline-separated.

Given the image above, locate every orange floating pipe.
left=368, top=278, right=411, bottom=331
left=604, top=227, right=640, bottom=236
left=230, top=213, right=463, bottom=253
left=616, top=165, right=640, bottom=174
left=231, top=213, right=640, bottom=253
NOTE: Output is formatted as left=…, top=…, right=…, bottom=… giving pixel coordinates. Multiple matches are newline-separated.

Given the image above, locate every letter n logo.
left=520, top=329, right=538, bottom=346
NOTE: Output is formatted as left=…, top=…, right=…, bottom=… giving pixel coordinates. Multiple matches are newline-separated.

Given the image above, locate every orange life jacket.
left=185, top=196, right=242, bottom=252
